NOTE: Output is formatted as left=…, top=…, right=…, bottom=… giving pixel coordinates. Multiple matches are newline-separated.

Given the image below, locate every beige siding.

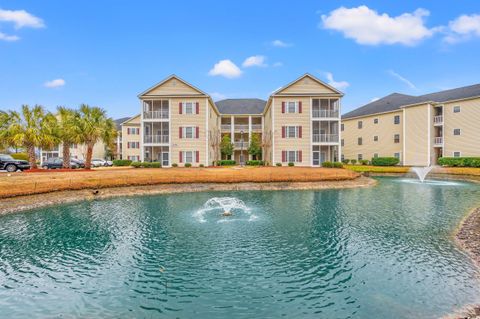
left=443, top=98, right=480, bottom=157
left=208, top=99, right=220, bottom=165
left=404, top=104, right=430, bottom=166
left=277, top=76, right=338, bottom=95
left=122, top=115, right=141, bottom=160
left=143, top=78, right=203, bottom=96
left=263, top=101, right=273, bottom=165
left=342, top=111, right=403, bottom=162
left=69, top=142, right=107, bottom=160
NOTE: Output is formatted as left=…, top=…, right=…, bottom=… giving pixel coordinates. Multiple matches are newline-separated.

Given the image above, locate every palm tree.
left=57, top=107, right=80, bottom=168
left=0, top=105, right=57, bottom=169
left=75, top=104, right=117, bottom=169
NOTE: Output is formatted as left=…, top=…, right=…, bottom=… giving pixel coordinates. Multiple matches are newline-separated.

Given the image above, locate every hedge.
left=359, top=160, right=369, bottom=165
left=342, top=159, right=350, bottom=164
left=350, top=159, right=357, bottom=165
left=11, top=153, right=29, bottom=161
left=217, top=160, right=236, bottom=166
left=131, top=162, right=161, bottom=168
left=184, top=163, right=192, bottom=167
left=371, top=157, right=400, bottom=166
left=438, top=157, right=480, bottom=167
left=333, top=162, right=343, bottom=168
left=276, top=163, right=282, bottom=167
left=246, top=160, right=265, bottom=166
left=113, top=159, right=132, bottom=166
left=288, top=162, right=295, bottom=167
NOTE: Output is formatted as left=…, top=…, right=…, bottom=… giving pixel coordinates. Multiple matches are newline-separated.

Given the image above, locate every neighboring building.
left=137, top=74, right=343, bottom=167
left=120, top=114, right=141, bottom=162
left=113, top=117, right=130, bottom=159
left=342, top=84, right=480, bottom=166
left=40, top=142, right=107, bottom=164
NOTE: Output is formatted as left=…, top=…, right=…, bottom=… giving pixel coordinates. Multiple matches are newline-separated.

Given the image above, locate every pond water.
left=1, top=177, right=480, bottom=318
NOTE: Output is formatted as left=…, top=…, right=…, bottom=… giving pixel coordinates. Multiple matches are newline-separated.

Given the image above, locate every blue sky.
left=1, top=1, right=479, bottom=119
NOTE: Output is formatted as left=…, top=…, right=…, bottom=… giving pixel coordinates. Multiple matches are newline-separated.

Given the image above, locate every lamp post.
left=240, top=130, right=244, bottom=167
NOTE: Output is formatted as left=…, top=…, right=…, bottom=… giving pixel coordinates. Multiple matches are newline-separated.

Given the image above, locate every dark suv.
left=0, top=154, right=31, bottom=172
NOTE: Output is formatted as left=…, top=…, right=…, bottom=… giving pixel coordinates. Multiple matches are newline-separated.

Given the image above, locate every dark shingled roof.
left=215, top=98, right=267, bottom=114
left=343, top=83, right=480, bottom=119
left=114, top=117, right=130, bottom=130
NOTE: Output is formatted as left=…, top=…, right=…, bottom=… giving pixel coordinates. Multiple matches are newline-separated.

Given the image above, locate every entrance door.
left=313, top=151, right=320, bottom=166
left=161, top=152, right=169, bottom=167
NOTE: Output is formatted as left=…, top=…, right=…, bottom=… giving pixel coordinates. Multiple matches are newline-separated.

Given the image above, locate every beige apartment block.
left=40, top=141, right=107, bottom=164
left=120, top=114, right=141, bottom=161
left=342, top=85, right=480, bottom=166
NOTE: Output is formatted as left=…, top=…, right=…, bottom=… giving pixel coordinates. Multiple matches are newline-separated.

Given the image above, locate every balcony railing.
left=312, top=134, right=339, bottom=143
left=312, top=109, right=339, bottom=118
left=251, top=124, right=262, bottom=130
left=144, top=135, right=169, bottom=144
left=234, top=141, right=249, bottom=149
left=235, top=124, right=249, bottom=131
left=143, top=110, right=169, bottom=119
left=221, top=124, right=231, bottom=131
left=433, top=115, right=443, bottom=125
left=434, top=137, right=443, bottom=145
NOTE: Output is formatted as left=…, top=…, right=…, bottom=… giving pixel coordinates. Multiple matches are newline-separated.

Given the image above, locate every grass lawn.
left=345, top=165, right=410, bottom=173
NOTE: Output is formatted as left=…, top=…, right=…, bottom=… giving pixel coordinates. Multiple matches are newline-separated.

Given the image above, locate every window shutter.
left=196, top=151, right=200, bottom=163
left=196, top=102, right=200, bottom=114
left=179, top=102, right=183, bottom=114
left=179, top=151, right=183, bottom=163
left=127, top=128, right=130, bottom=134
left=127, top=142, right=129, bottom=149
left=281, top=102, right=285, bottom=113
left=298, top=126, right=302, bottom=138
left=282, top=150, right=286, bottom=162
left=298, top=101, right=302, bottom=113
left=179, top=127, right=183, bottom=138
left=196, top=126, right=199, bottom=138
left=282, top=126, right=285, bottom=138
left=298, top=150, right=302, bottom=162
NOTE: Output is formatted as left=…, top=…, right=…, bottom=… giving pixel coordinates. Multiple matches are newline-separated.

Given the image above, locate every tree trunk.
left=62, top=141, right=71, bottom=169
left=27, top=145, right=37, bottom=169
left=85, top=143, right=94, bottom=170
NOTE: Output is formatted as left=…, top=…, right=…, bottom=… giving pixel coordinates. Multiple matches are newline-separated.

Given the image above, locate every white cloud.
left=242, top=55, right=267, bottom=68
left=44, top=78, right=66, bottom=88
left=271, top=39, right=292, bottom=47
left=325, top=72, right=349, bottom=90
left=210, top=92, right=227, bottom=101
left=388, top=70, right=416, bottom=89
left=273, top=62, right=283, bottom=67
left=444, top=14, right=480, bottom=43
left=208, top=59, right=242, bottom=79
left=0, top=31, right=19, bottom=41
left=321, top=6, right=437, bottom=46
left=0, top=9, right=45, bottom=29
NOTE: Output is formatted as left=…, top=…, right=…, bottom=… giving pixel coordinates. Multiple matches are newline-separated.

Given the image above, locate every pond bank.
left=0, top=176, right=376, bottom=215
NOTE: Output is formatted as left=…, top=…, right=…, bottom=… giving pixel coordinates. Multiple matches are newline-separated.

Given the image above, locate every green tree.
left=75, top=104, right=117, bottom=169
left=220, top=135, right=234, bottom=160
left=0, top=105, right=57, bottom=169
left=57, top=107, right=80, bottom=168
left=248, top=132, right=262, bottom=160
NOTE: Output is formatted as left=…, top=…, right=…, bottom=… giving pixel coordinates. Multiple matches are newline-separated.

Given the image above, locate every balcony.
left=312, top=109, right=339, bottom=118
left=234, top=141, right=249, bottom=149
left=143, top=110, right=169, bottom=120
left=433, top=115, right=443, bottom=125
left=312, top=134, right=339, bottom=143
left=235, top=124, right=249, bottom=131
left=221, top=124, right=231, bottom=131
left=434, top=136, right=443, bottom=146
left=144, top=135, right=169, bottom=144
left=251, top=124, right=262, bottom=131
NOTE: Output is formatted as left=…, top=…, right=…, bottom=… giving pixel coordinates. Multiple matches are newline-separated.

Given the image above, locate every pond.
left=1, top=177, right=479, bottom=318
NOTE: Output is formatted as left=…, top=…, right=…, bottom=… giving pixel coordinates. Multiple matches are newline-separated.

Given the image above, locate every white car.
left=91, top=159, right=113, bottom=167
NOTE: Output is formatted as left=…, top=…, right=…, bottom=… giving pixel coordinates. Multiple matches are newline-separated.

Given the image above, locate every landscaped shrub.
left=149, top=162, right=161, bottom=168
left=184, top=163, right=192, bottom=167
left=199, top=164, right=205, bottom=167
left=360, top=159, right=369, bottom=165
left=172, top=163, right=178, bottom=167
left=350, top=159, right=357, bottom=165
left=131, top=161, right=161, bottom=168
left=438, top=157, right=480, bottom=167
left=276, top=163, right=282, bottom=167
left=246, top=160, right=265, bottom=166
left=11, top=153, right=29, bottom=161
left=371, top=157, right=400, bottom=166
left=333, top=162, right=343, bottom=168
left=288, top=162, right=295, bottom=167
left=217, top=160, right=236, bottom=166
left=113, top=159, right=132, bottom=166
left=342, top=159, right=350, bottom=164
left=131, top=162, right=142, bottom=168
left=322, top=161, right=333, bottom=168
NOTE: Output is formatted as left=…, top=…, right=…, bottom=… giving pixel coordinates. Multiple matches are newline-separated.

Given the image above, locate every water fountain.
left=411, top=166, right=434, bottom=183
left=194, top=197, right=257, bottom=223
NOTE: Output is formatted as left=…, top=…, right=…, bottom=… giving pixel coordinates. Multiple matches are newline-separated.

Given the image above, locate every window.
left=358, top=137, right=362, bottom=145
left=127, top=142, right=139, bottom=149
left=454, top=129, right=461, bottom=136
left=341, top=139, right=344, bottom=147
left=374, top=136, right=378, bottom=142
left=453, top=151, right=461, bottom=157
left=282, top=150, right=302, bottom=162
left=184, top=151, right=194, bottom=163
left=341, top=154, right=345, bottom=161
left=287, top=126, right=297, bottom=138
left=358, top=154, right=363, bottom=161
left=374, top=118, right=378, bottom=124
left=394, top=115, right=400, bottom=125
left=341, top=123, right=344, bottom=131
left=394, top=152, right=400, bottom=160
left=394, top=134, right=400, bottom=143
left=374, top=153, right=378, bottom=158
left=128, top=156, right=139, bottom=161
left=184, top=102, right=194, bottom=114
left=127, top=128, right=139, bottom=135
left=358, top=121, right=363, bottom=129
left=287, top=101, right=297, bottom=113
left=454, top=106, right=461, bottom=113
left=185, top=127, right=194, bottom=138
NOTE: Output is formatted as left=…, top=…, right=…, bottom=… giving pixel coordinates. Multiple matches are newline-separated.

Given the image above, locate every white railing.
left=221, top=124, right=231, bottom=131
left=234, top=141, right=249, bottom=149
left=235, top=124, right=249, bottom=131
left=143, top=110, right=169, bottom=119
left=312, top=134, right=339, bottom=143
left=144, top=135, right=169, bottom=144
left=312, top=109, right=339, bottom=118
left=251, top=124, right=262, bottom=130
left=434, top=137, right=443, bottom=145
left=433, top=115, right=443, bottom=125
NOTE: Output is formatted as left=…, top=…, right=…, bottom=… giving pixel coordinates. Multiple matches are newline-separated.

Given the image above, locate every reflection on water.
left=0, top=177, right=479, bottom=319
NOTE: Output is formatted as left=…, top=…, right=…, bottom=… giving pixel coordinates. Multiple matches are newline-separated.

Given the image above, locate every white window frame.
left=374, top=153, right=379, bottom=158
left=374, top=135, right=378, bottom=142
left=286, top=101, right=297, bottom=113
left=453, top=151, right=461, bottom=157
left=394, top=152, right=400, bottom=159
left=286, top=126, right=298, bottom=138
left=358, top=154, right=363, bottom=161
left=184, top=102, right=194, bottom=114
left=184, top=126, right=195, bottom=139
left=394, top=115, right=400, bottom=125
left=184, top=151, right=194, bottom=164
left=453, top=106, right=461, bottom=113
left=287, top=150, right=298, bottom=163
left=453, top=128, right=461, bottom=136
left=394, top=134, right=400, bottom=143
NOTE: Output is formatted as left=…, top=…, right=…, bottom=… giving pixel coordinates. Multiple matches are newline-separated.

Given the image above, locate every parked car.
left=41, top=158, right=80, bottom=169
left=0, top=154, right=30, bottom=172
left=71, top=158, right=85, bottom=168
left=91, top=158, right=113, bottom=167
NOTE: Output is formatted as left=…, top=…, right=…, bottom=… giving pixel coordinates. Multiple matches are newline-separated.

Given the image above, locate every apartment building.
left=40, top=142, right=107, bottom=164
left=342, top=84, right=480, bottom=166
left=120, top=115, right=141, bottom=161
left=137, top=74, right=343, bottom=167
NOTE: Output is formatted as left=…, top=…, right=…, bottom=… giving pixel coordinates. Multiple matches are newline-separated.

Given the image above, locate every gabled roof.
left=272, top=73, right=344, bottom=96
left=138, top=74, right=208, bottom=97
left=114, top=117, right=130, bottom=130
left=343, top=83, right=480, bottom=119
left=120, top=114, right=140, bottom=126
left=215, top=99, right=266, bottom=114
